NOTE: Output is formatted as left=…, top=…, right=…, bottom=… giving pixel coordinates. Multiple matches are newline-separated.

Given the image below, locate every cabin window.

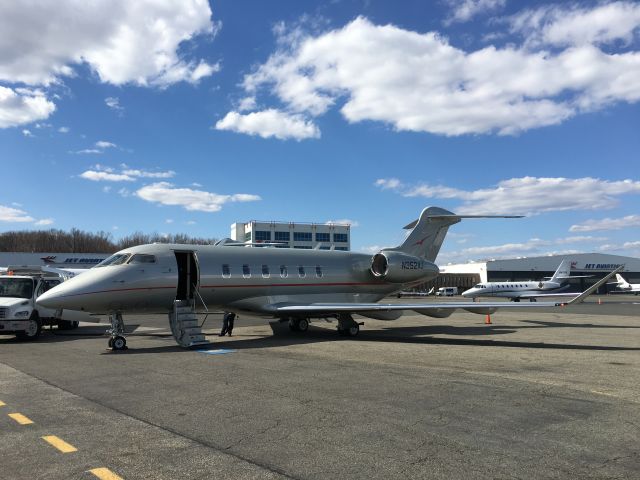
left=128, top=254, right=156, bottom=264
left=315, top=265, right=323, bottom=278
left=262, top=264, right=270, bottom=278
left=242, top=264, right=251, bottom=278
left=298, top=265, right=306, bottom=278
left=280, top=265, right=288, bottom=278
left=222, top=264, right=231, bottom=278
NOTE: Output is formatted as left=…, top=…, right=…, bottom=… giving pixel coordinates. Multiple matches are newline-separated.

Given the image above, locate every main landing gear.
left=285, top=314, right=363, bottom=337
left=337, top=313, right=361, bottom=337
left=107, top=313, right=127, bottom=351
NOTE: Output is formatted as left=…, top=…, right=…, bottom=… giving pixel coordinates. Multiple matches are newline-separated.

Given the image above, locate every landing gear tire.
left=289, top=318, right=309, bottom=332
left=111, top=336, right=127, bottom=351
left=347, top=324, right=359, bottom=337
left=529, top=298, right=537, bottom=302
left=511, top=298, right=520, bottom=302
left=16, top=312, right=41, bottom=341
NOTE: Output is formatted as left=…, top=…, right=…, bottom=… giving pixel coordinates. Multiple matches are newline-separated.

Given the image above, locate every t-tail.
left=549, top=259, right=572, bottom=282
left=388, top=206, right=522, bottom=262
left=615, top=274, right=631, bottom=288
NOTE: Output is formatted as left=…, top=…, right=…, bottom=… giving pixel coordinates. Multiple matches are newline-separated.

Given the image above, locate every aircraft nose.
left=37, top=283, right=78, bottom=310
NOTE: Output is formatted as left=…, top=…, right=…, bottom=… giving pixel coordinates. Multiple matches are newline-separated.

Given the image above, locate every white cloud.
left=22, top=129, right=33, bottom=137
left=186, top=220, right=197, bottom=225
left=105, top=97, right=124, bottom=113
left=509, top=2, right=640, bottom=47
left=95, top=140, right=116, bottom=149
left=570, top=215, right=640, bottom=232
left=136, top=182, right=261, bottom=213
left=236, top=14, right=640, bottom=136
left=79, top=165, right=175, bottom=182
left=122, top=169, right=175, bottom=179
left=0, top=86, right=55, bottom=128
left=374, top=178, right=402, bottom=190
left=238, top=96, right=257, bottom=111
left=35, top=218, right=54, bottom=226
left=215, top=109, right=320, bottom=140
left=0, top=205, right=34, bottom=223
left=326, top=219, right=359, bottom=227
left=58, top=126, right=70, bottom=133
left=0, top=0, right=217, bottom=87
left=446, top=0, right=507, bottom=24
left=73, top=149, right=103, bottom=155
left=80, top=170, right=135, bottom=182
left=165, top=219, right=174, bottom=224
left=376, top=176, right=640, bottom=216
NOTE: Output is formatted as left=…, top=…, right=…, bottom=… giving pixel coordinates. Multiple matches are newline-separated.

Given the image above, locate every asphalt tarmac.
left=1, top=296, right=639, bottom=479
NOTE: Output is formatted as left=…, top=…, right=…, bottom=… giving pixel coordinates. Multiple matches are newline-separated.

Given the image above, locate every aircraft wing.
left=275, top=266, right=622, bottom=315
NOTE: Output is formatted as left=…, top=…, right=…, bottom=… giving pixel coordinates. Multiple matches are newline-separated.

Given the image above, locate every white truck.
left=0, top=271, right=85, bottom=340
left=435, top=286, right=458, bottom=296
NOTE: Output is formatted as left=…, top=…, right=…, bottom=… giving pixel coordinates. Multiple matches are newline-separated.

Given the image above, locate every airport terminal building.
left=426, top=253, right=640, bottom=293
left=231, top=220, right=351, bottom=250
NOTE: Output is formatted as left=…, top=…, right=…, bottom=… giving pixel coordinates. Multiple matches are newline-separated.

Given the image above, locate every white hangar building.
left=435, top=253, right=640, bottom=293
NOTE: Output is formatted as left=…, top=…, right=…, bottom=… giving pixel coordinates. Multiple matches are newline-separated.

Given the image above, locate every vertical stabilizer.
left=390, top=207, right=460, bottom=261
left=616, top=274, right=630, bottom=288
left=550, top=259, right=572, bottom=282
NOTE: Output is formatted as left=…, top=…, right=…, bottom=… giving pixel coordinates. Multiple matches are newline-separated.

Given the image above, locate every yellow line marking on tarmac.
left=89, top=468, right=124, bottom=480
left=0, top=400, right=5, bottom=407
left=8, top=413, right=33, bottom=425
left=42, top=435, right=78, bottom=453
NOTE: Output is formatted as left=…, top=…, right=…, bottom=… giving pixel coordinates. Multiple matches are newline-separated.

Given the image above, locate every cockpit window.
left=96, top=253, right=131, bottom=267
left=474, top=284, right=485, bottom=289
left=128, top=254, right=156, bottom=264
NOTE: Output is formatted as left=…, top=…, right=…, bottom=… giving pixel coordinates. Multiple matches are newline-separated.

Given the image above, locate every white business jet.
left=461, top=259, right=591, bottom=302
left=37, top=207, right=622, bottom=350
left=610, top=274, right=640, bottom=294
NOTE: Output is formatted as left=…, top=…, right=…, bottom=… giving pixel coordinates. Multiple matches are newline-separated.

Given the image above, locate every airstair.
left=169, top=300, right=209, bottom=348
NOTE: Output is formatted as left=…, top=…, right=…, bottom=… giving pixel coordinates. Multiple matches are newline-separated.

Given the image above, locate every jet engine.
left=370, top=251, right=439, bottom=284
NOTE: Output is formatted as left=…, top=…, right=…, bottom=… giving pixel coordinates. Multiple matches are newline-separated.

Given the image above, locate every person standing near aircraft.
left=220, top=311, right=236, bottom=336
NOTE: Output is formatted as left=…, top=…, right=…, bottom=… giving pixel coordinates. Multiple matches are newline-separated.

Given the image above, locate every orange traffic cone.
left=485, top=314, right=492, bottom=325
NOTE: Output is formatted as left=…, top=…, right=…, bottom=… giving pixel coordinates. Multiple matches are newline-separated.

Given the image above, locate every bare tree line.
left=0, top=229, right=218, bottom=253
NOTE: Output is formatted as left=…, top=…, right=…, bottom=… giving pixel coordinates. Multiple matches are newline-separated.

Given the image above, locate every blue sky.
left=1, top=0, right=639, bottom=263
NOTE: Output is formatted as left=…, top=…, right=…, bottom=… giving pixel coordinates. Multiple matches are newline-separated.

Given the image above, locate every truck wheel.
left=16, top=312, right=42, bottom=341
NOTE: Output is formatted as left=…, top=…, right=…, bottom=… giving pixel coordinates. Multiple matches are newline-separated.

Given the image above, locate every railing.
left=192, top=284, right=210, bottom=328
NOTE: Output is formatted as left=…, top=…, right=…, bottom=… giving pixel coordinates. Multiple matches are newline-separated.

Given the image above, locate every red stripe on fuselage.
left=56, top=282, right=388, bottom=298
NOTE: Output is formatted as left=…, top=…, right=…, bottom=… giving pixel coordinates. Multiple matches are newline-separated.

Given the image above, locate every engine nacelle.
left=370, top=251, right=439, bottom=284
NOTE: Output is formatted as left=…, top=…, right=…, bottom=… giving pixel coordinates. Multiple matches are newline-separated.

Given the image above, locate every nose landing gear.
left=107, top=313, right=127, bottom=351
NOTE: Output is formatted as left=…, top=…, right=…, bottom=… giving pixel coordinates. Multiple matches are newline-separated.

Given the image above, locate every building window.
left=319, top=246, right=331, bottom=250
left=280, top=265, right=288, bottom=278
left=222, top=264, right=230, bottom=278
left=294, top=232, right=312, bottom=242
left=315, top=232, right=330, bottom=242
left=244, top=232, right=252, bottom=241
left=315, top=265, right=323, bottom=278
left=294, top=246, right=312, bottom=249
left=242, top=264, right=251, bottom=278
left=335, top=246, right=348, bottom=251
left=262, top=264, right=270, bottom=278
left=333, top=233, right=348, bottom=243
left=255, top=230, right=271, bottom=241
left=298, top=265, right=306, bottom=278
left=274, top=231, right=290, bottom=242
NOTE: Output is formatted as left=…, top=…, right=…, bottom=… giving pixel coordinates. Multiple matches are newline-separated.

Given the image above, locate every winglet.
left=565, top=265, right=624, bottom=305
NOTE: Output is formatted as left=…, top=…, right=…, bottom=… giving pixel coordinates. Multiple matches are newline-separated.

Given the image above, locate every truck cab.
left=435, top=286, right=458, bottom=296
left=0, top=272, right=80, bottom=340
